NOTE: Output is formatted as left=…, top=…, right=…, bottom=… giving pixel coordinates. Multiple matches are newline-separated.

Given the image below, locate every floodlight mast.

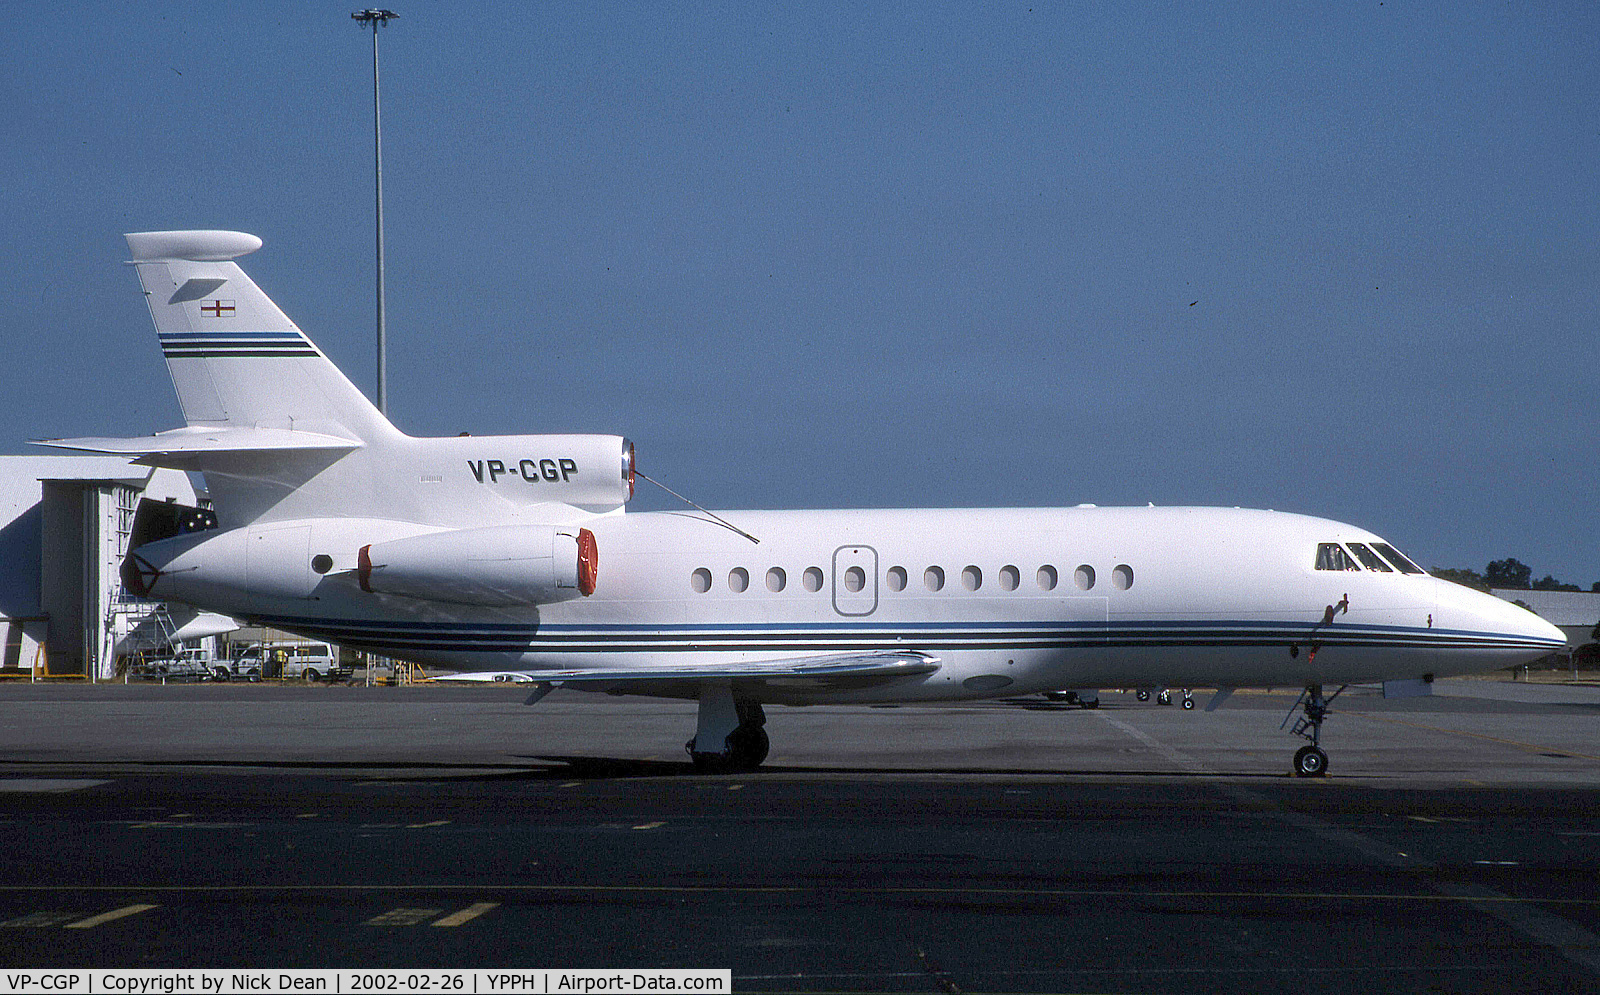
left=352, top=8, right=397, bottom=415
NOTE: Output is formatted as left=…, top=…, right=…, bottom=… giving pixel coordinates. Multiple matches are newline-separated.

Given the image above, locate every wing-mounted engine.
left=358, top=525, right=598, bottom=606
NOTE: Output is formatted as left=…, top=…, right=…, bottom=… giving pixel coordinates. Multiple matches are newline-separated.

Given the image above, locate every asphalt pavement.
left=1, top=678, right=1598, bottom=993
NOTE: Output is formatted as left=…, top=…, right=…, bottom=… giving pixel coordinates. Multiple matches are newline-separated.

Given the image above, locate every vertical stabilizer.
left=124, top=231, right=399, bottom=446
left=42, top=231, right=632, bottom=530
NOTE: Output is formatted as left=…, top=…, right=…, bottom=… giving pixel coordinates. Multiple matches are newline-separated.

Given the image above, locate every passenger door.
left=832, top=545, right=878, bottom=617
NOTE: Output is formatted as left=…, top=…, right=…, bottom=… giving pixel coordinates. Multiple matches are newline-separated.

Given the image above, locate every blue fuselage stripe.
left=248, top=614, right=1561, bottom=656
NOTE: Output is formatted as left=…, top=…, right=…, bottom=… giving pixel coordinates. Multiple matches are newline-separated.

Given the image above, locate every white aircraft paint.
left=41, top=231, right=1565, bottom=775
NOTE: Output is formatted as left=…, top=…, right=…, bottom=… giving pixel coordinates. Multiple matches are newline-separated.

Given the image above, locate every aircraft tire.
left=1293, top=745, right=1328, bottom=778
left=1182, top=697, right=1195, bottom=710
left=1136, top=690, right=1151, bottom=702
left=687, top=726, right=769, bottom=774
left=728, top=725, right=770, bottom=769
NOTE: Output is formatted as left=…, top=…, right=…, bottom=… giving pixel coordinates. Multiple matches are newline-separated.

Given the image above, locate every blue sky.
left=3, top=2, right=1597, bottom=583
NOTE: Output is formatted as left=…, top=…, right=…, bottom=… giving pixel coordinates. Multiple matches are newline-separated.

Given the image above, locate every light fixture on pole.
left=352, top=8, right=397, bottom=415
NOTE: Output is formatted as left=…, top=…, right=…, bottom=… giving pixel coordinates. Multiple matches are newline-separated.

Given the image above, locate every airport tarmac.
left=1, top=678, right=1598, bottom=993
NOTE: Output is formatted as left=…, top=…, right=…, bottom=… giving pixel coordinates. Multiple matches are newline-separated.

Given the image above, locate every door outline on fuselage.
left=832, top=545, right=878, bottom=617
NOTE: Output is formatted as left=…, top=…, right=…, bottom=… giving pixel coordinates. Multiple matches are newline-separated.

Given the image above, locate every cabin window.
left=1315, top=543, right=1361, bottom=572
left=962, top=566, right=983, bottom=591
left=766, top=567, right=786, bottom=592
left=1037, top=565, right=1058, bottom=591
left=690, top=568, right=712, bottom=593
left=729, top=567, right=749, bottom=593
left=886, top=566, right=908, bottom=592
left=1112, top=564, right=1134, bottom=590
left=1372, top=542, right=1426, bottom=575
left=1075, top=565, right=1096, bottom=590
left=843, top=565, right=866, bottom=593
left=925, top=566, right=946, bottom=592
left=1346, top=543, right=1393, bottom=572
left=803, top=566, right=824, bottom=592
left=998, top=565, right=1020, bottom=591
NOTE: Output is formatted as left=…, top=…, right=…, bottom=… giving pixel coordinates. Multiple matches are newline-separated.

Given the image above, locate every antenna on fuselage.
left=636, top=471, right=759, bottom=545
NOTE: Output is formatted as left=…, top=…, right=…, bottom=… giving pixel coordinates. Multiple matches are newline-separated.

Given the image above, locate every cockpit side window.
left=1347, top=542, right=1393, bottom=572
left=1315, top=543, right=1361, bottom=571
left=1372, top=542, right=1426, bottom=574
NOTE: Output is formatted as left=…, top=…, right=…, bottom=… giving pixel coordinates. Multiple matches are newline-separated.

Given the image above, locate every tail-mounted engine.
left=358, top=524, right=598, bottom=607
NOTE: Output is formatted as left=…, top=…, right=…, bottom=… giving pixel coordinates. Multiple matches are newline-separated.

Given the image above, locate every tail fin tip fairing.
left=125, top=230, right=263, bottom=263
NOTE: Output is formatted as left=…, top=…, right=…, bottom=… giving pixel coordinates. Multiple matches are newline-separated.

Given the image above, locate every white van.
left=233, top=642, right=350, bottom=682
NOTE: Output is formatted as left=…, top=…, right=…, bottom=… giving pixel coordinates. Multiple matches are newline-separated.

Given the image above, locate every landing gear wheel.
left=687, top=725, right=769, bottom=773
left=1293, top=745, right=1328, bottom=778
left=727, top=725, right=770, bottom=768
left=1157, top=690, right=1172, bottom=706
left=1181, top=696, right=1195, bottom=710
left=1136, top=690, right=1151, bottom=702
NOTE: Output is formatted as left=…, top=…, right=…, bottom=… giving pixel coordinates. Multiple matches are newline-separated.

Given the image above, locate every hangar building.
left=0, top=455, right=213, bottom=679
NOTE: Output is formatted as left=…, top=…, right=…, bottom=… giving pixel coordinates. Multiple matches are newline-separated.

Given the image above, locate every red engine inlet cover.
left=577, top=528, right=598, bottom=596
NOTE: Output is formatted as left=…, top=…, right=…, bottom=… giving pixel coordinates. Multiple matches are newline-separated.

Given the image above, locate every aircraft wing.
left=436, top=650, right=940, bottom=695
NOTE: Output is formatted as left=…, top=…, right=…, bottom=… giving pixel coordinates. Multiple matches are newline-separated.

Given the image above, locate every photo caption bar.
left=0, top=972, right=731, bottom=995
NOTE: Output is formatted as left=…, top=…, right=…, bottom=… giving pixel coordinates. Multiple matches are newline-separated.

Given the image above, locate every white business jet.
left=41, top=231, right=1564, bottom=776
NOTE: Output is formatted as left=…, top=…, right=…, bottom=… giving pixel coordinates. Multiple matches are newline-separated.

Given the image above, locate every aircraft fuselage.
left=136, top=504, right=1558, bottom=703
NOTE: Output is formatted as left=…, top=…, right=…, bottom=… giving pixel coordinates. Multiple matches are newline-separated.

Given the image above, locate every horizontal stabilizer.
left=35, top=427, right=361, bottom=467
left=437, top=650, right=940, bottom=690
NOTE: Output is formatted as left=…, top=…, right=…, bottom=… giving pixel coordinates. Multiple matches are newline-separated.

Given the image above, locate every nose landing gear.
left=1283, top=684, right=1346, bottom=777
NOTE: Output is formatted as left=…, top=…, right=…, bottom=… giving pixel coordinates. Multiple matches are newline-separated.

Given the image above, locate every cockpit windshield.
left=1314, top=540, right=1427, bottom=575
left=1372, top=542, right=1425, bottom=574
left=1346, top=542, right=1393, bottom=572
left=1315, top=543, right=1361, bottom=571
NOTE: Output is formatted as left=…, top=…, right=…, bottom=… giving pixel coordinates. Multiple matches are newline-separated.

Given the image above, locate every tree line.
left=1430, top=558, right=1599, bottom=594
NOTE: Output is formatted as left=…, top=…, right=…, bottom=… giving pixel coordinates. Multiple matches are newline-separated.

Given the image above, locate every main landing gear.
left=1283, top=684, right=1346, bottom=777
left=1042, top=690, right=1100, bottom=708
left=686, top=683, right=769, bottom=773
left=1145, top=688, right=1195, bottom=709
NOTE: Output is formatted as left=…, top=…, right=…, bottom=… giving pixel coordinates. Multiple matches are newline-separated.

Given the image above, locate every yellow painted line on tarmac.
left=406, top=820, right=450, bottom=828
left=4, top=884, right=1596, bottom=906
left=3, top=911, right=83, bottom=927
left=365, top=908, right=441, bottom=926
left=632, top=821, right=665, bottom=831
left=432, top=902, right=498, bottom=927
left=63, top=904, right=158, bottom=929
left=1354, top=713, right=1600, bottom=763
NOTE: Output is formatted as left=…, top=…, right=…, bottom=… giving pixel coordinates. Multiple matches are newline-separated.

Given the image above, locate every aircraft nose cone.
left=1487, top=591, right=1566, bottom=647
left=1517, top=603, right=1568, bottom=648
left=1435, top=579, right=1568, bottom=660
